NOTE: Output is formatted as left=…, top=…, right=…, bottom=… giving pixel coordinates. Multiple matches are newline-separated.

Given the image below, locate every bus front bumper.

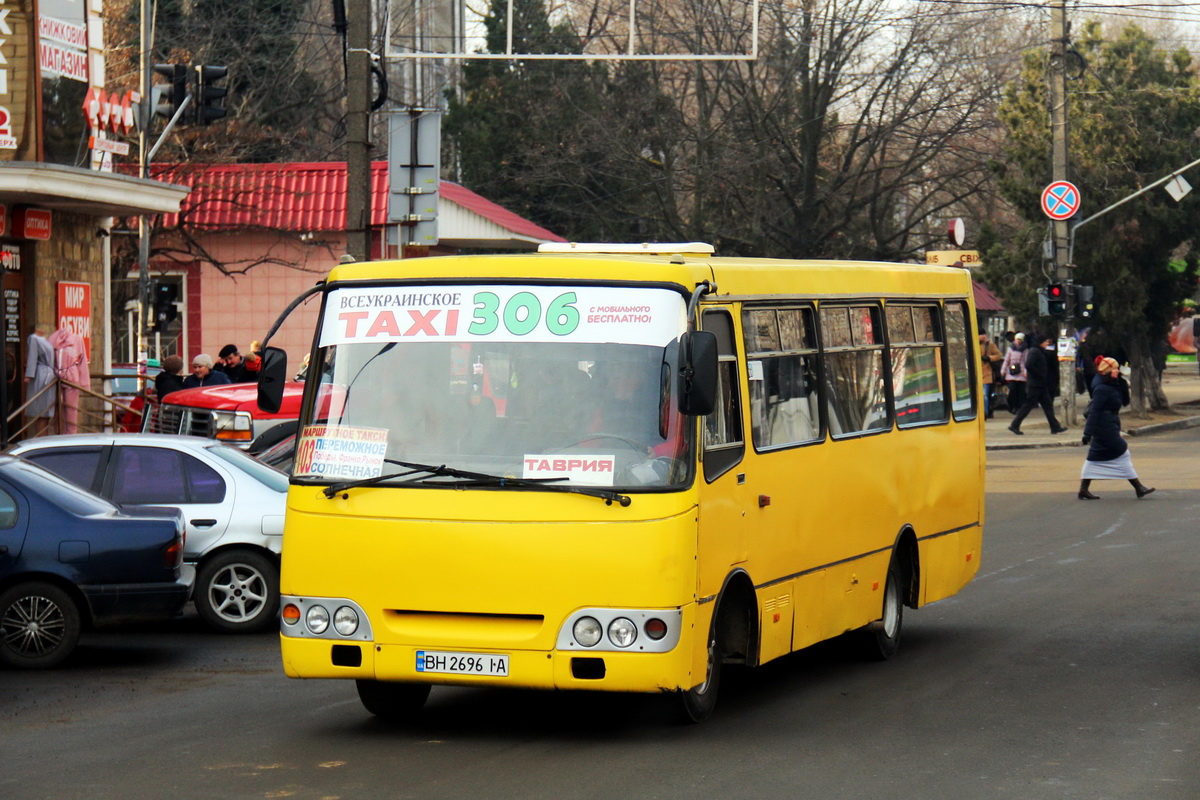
left=280, top=631, right=701, bottom=694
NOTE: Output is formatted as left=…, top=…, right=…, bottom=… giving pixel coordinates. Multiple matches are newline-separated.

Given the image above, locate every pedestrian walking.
left=1009, top=333, right=1067, bottom=435
left=1000, top=332, right=1028, bottom=413
left=979, top=332, right=1003, bottom=419
left=1078, top=356, right=1155, bottom=499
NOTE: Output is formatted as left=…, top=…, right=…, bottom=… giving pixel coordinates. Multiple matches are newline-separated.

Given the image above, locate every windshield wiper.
left=322, top=458, right=632, bottom=506
left=386, top=459, right=632, bottom=507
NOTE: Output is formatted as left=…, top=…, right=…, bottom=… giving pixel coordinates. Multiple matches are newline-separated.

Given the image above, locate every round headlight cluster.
left=286, top=603, right=360, bottom=636
left=571, top=614, right=670, bottom=648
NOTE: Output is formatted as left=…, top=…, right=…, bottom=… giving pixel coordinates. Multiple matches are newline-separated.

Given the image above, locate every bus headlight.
left=573, top=616, right=602, bottom=647
left=608, top=617, right=637, bottom=648
left=306, top=605, right=330, bottom=634
left=333, top=606, right=359, bottom=636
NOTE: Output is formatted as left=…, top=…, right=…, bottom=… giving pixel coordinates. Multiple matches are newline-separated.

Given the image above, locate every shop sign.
left=12, top=207, right=51, bottom=240
left=0, top=0, right=38, bottom=159
left=0, top=243, right=19, bottom=272
left=56, top=280, right=91, bottom=357
left=39, top=14, right=88, bottom=82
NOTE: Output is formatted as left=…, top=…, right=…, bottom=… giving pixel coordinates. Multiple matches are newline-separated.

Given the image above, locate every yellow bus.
left=258, top=243, right=984, bottom=722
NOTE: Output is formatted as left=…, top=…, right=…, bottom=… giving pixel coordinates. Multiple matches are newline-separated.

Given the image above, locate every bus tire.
left=679, top=609, right=722, bottom=723
left=860, top=562, right=903, bottom=661
left=356, top=679, right=431, bottom=719
left=194, top=549, right=280, bottom=634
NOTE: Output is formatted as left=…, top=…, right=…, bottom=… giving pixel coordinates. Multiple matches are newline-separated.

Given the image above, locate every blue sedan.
left=0, top=456, right=190, bottom=669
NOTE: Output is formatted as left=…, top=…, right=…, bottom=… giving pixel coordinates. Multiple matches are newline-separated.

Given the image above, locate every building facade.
left=0, top=0, right=187, bottom=436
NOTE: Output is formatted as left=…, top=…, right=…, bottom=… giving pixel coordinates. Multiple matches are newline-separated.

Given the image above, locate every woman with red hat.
left=1078, top=356, right=1154, bottom=499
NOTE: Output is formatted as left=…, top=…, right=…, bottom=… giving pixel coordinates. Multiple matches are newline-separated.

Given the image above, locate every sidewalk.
left=985, top=362, right=1200, bottom=450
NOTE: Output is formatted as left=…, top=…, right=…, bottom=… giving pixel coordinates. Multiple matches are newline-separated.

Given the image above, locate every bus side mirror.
left=257, top=346, right=289, bottom=414
left=677, top=331, right=718, bottom=415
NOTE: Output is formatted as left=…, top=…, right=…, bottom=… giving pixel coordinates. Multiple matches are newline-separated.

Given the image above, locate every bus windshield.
left=294, top=284, right=693, bottom=491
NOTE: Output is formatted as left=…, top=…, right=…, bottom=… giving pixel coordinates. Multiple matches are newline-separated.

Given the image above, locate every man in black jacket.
left=1009, top=334, right=1067, bottom=435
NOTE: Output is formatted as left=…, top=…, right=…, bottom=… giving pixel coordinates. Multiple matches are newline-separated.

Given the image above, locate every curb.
left=986, top=413, right=1200, bottom=450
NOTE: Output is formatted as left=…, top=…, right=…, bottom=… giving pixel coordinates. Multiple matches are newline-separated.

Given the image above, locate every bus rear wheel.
left=356, top=679, right=431, bottom=719
left=860, top=563, right=903, bottom=661
left=679, top=614, right=722, bottom=723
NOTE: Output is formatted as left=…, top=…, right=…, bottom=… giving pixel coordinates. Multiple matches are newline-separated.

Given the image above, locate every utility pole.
left=346, top=0, right=373, bottom=261
left=137, top=0, right=154, bottom=385
left=1048, top=0, right=1075, bottom=425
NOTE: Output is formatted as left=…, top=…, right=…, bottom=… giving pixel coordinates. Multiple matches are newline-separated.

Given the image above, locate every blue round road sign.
left=1041, top=181, right=1081, bottom=220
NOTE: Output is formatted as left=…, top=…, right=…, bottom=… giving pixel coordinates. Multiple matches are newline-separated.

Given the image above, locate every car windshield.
left=206, top=444, right=289, bottom=492
left=294, top=284, right=693, bottom=491
left=5, top=459, right=118, bottom=516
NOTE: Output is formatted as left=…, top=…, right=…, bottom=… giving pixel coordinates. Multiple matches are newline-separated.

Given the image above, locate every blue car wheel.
left=0, top=582, right=83, bottom=669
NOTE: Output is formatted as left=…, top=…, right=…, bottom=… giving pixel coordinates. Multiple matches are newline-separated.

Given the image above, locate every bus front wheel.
left=679, top=614, right=722, bottom=723
left=356, top=679, right=431, bottom=719
left=860, top=562, right=903, bottom=661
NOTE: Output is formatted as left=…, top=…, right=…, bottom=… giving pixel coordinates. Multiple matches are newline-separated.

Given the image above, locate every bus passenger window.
left=888, top=304, right=948, bottom=427
left=944, top=302, right=977, bottom=420
left=743, top=306, right=821, bottom=449
left=820, top=304, right=890, bottom=438
left=701, top=310, right=744, bottom=482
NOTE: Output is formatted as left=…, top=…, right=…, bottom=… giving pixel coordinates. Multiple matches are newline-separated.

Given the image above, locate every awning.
left=0, top=163, right=190, bottom=217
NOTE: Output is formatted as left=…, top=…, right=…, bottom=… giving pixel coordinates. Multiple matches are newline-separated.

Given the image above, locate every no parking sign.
left=1041, top=181, right=1081, bottom=220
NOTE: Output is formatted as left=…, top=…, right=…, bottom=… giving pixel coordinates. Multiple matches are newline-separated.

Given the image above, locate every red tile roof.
left=152, top=162, right=564, bottom=242
left=973, top=280, right=1005, bottom=312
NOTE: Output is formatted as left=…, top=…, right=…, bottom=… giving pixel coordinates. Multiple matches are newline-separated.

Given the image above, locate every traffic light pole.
left=137, top=0, right=154, bottom=391
left=1048, top=0, right=1077, bottom=426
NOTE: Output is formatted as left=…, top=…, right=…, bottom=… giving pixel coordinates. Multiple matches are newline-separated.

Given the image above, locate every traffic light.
left=1045, top=283, right=1066, bottom=316
left=1076, top=284, right=1095, bottom=318
left=193, top=65, right=228, bottom=125
left=152, top=63, right=188, bottom=119
left=151, top=282, right=178, bottom=329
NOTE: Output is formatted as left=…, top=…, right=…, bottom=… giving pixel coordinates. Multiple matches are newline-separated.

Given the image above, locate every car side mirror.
left=677, top=331, right=718, bottom=416
left=257, top=346, right=289, bottom=414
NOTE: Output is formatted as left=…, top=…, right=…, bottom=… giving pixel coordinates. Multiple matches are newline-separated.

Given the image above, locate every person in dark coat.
left=1078, top=356, right=1154, bottom=499
left=182, top=354, right=232, bottom=388
left=154, top=355, right=186, bottom=401
left=1008, top=334, right=1067, bottom=435
left=216, top=343, right=254, bottom=383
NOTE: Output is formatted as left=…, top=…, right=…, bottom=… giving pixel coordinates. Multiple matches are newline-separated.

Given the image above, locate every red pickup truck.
left=143, top=382, right=305, bottom=448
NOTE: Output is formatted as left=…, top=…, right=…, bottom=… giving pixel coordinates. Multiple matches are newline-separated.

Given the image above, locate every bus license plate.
left=416, top=650, right=509, bottom=677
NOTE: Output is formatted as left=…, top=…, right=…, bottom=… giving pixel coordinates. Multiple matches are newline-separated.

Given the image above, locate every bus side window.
left=819, top=304, right=890, bottom=438
left=743, top=305, right=822, bottom=449
left=944, top=301, right=977, bottom=420
left=888, top=304, right=948, bottom=427
left=701, top=309, right=745, bottom=482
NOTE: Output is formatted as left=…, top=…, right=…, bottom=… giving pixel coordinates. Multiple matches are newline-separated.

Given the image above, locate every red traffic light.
left=1046, top=283, right=1065, bottom=299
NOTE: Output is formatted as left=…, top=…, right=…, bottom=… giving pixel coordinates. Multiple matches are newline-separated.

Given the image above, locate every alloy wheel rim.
left=209, top=565, right=268, bottom=623
left=2, top=595, right=66, bottom=656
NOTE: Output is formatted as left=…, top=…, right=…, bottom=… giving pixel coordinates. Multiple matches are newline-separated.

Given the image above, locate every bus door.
left=695, top=308, right=749, bottom=600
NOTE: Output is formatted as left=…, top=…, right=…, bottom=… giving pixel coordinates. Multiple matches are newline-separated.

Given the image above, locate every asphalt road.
left=3, top=429, right=1198, bottom=800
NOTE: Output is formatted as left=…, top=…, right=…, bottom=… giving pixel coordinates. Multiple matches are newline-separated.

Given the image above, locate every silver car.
left=9, top=434, right=286, bottom=634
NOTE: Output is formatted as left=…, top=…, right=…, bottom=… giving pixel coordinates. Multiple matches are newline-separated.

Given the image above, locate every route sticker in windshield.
left=523, top=454, right=616, bottom=486
left=295, top=425, right=388, bottom=480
